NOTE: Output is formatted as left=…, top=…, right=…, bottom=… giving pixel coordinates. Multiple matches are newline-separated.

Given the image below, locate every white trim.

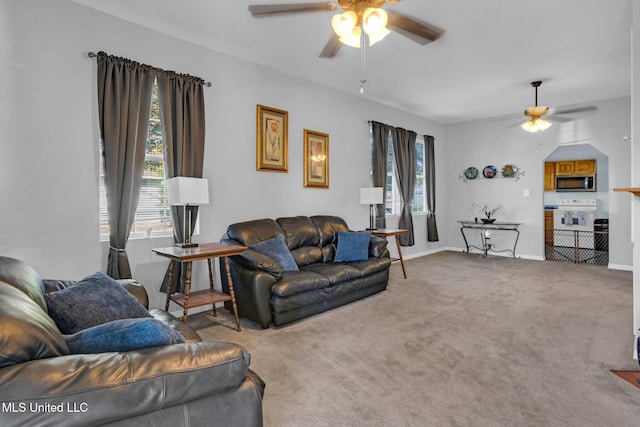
left=608, top=263, right=634, bottom=271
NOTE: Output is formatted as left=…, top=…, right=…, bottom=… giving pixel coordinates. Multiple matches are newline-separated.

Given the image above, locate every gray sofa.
left=221, top=215, right=391, bottom=328
left=0, top=256, right=264, bottom=427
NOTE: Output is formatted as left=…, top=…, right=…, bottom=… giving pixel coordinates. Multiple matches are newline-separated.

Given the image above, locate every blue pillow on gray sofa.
left=334, top=231, right=371, bottom=262
left=63, top=318, right=185, bottom=354
left=45, top=271, right=150, bottom=334
left=250, top=234, right=299, bottom=271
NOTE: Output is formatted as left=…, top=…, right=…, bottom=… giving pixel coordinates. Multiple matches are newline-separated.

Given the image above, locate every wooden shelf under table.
left=169, top=289, right=232, bottom=309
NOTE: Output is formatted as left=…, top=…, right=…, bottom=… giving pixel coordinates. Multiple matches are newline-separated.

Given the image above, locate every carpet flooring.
left=190, top=251, right=638, bottom=426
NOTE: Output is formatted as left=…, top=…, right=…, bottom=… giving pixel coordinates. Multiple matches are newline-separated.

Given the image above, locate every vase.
left=481, top=218, right=496, bottom=224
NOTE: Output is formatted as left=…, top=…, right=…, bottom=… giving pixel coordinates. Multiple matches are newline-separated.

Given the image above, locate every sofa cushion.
left=343, top=257, right=392, bottom=277
left=227, top=218, right=283, bottom=246
left=301, top=263, right=361, bottom=285
left=0, top=283, right=69, bottom=368
left=45, top=272, right=150, bottom=334
left=271, top=271, right=332, bottom=297
left=250, top=235, right=299, bottom=272
left=63, top=318, right=185, bottom=354
left=334, top=231, right=371, bottom=262
left=276, top=216, right=321, bottom=249
left=310, top=215, right=350, bottom=247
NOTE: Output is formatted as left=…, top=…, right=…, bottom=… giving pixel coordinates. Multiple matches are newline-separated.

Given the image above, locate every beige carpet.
left=189, top=251, right=638, bottom=426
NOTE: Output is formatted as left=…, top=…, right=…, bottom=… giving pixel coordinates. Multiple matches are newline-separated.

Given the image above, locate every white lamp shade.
left=360, top=187, right=383, bottom=205
left=167, top=177, right=209, bottom=206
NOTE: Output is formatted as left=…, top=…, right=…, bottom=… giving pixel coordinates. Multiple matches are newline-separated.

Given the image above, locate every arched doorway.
left=543, top=144, right=609, bottom=265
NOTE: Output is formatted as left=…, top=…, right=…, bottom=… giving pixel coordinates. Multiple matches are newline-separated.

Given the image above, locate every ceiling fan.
left=248, top=1, right=445, bottom=58
left=520, top=81, right=596, bottom=133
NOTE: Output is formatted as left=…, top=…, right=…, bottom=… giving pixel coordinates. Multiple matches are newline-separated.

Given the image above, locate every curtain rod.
left=87, top=52, right=212, bottom=87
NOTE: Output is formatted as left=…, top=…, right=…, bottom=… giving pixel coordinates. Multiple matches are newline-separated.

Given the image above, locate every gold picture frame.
left=303, top=129, right=329, bottom=188
left=256, top=104, right=288, bottom=172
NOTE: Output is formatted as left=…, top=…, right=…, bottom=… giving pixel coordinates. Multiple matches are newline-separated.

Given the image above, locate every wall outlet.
left=523, top=189, right=530, bottom=197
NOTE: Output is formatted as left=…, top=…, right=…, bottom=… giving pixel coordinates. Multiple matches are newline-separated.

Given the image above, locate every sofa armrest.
left=0, top=342, right=252, bottom=427
left=369, top=235, right=389, bottom=258
left=229, top=248, right=284, bottom=280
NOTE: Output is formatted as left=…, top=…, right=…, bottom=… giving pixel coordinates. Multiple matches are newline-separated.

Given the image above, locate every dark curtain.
left=157, top=71, right=206, bottom=294
left=97, top=52, right=154, bottom=279
left=370, top=121, right=391, bottom=229
left=392, top=128, right=417, bottom=246
left=425, top=135, right=439, bottom=241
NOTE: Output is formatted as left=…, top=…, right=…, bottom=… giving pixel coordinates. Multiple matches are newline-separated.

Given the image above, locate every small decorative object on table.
left=471, top=202, right=502, bottom=223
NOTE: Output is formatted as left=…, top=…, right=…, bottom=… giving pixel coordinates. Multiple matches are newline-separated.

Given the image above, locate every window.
left=99, top=82, right=173, bottom=239
left=371, top=131, right=426, bottom=215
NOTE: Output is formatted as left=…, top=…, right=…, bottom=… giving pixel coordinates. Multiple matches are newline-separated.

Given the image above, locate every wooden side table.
left=370, top=229, right=408, bottom=279
left=152, top=242, right=247, bottom=330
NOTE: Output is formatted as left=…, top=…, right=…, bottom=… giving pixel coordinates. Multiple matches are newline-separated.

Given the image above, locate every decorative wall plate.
left=464, top=166, right=479, bottom=180
left=482, top=165, right=497, bottom=179
left=501, top=164, right=518, bottom=178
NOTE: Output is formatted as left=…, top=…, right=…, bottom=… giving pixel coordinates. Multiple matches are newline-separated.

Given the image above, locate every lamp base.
left=177, top=243, right=199, bottom=249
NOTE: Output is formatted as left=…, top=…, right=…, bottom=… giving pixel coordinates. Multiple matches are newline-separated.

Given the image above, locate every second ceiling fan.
left=248, top=1, right=445, bottom=58
left=520, top=81, right=597, bottom=133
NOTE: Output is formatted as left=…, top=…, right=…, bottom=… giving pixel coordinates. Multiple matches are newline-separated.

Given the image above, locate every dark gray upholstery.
left=0, top=256, right=265, bottom=427
left=221, top=215, right=391, bottom=328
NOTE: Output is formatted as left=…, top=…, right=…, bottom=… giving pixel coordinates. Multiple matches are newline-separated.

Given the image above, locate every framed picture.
left=303, top=129, right=329, bottom=188
left=256, top=104, right=288, bottom=172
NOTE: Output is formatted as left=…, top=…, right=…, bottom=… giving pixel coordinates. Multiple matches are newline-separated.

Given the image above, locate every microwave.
left=556, top=174, right=596, bottom=192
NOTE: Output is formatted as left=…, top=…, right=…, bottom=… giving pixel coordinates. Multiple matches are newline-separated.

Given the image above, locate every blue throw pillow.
left=334, top=231, right=371, bottom=262
left=63, top=318, right=185, bottom=354
left=250, top=234, right=299, bottom=271
left=45, top=272, right=150, bottom=334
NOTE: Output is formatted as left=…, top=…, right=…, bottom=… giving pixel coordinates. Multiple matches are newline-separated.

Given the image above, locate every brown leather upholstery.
left=0, top=256, right=265, bottom=426
left=221, top=215, right=391, bottom=328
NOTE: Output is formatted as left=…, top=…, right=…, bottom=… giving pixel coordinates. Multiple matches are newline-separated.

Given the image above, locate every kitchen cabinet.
left=544, top=211, right=554, bottom=246
left=544, top=162, right=556, bottom=191
left=555, top=159, right=596, bottom=175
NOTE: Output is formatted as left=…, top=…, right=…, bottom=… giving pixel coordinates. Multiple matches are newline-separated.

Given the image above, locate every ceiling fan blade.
left=248, top=2, right=337, bottom=16
left=319, top=33, right=342, bottom=58
left=386, top=11, right=444, bottom=45
left=550, top=105, right=597, bottom=115
left=548, top=115, right=573, bottom=123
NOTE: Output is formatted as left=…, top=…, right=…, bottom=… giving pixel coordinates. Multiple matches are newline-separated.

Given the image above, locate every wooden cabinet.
left=544, top=162, right=556, bottom=191
left=555, top=159, right=596, bottom=175
left=544, top=211, right=554, bottom=246
left=574, top=159, right=596, bottom=174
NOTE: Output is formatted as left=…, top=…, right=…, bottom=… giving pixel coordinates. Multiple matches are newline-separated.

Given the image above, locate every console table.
left=458, top=221, right=522, bottom=258
left=152, top=242, right=247, bottom=330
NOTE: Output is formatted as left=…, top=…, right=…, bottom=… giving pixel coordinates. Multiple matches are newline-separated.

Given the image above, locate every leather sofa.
left=0, top=256, right=265, bottom=427
left=221, top=215, right=391, bottom=328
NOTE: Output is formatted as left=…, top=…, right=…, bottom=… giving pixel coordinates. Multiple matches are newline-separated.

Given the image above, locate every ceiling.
left=71, top=0, right=632, bottom=125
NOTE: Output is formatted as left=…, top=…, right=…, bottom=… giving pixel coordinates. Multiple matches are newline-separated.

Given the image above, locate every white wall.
left=0, top=0, right=446, bottom=309
left=1, top=0, right=633, bottom=313
left=444, top=97, right=632, bottom=266
left=631, top=2, right=640, bottom=357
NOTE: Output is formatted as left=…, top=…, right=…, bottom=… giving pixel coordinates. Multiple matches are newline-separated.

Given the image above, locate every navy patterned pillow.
left=250, top=234, right=299, bottom=272
left=45, top=272, right=150, bottom=334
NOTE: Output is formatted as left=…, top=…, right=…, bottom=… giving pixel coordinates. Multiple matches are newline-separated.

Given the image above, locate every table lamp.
left=360, top=187, right=383, bottom=230
left=167, top=177, right=209, bottom=248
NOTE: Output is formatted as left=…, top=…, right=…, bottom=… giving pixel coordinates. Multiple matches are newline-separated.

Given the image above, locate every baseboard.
left=443, top=246, right=544, bottom=261
left=608, top=263, right=633, bottom=271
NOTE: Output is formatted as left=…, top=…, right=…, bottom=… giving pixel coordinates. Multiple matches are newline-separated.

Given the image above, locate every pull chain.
left=360, top=28, right=367, bottom=94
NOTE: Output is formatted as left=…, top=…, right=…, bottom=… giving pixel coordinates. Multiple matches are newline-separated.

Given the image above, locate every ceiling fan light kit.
left=521, top=117, right=552, bottom=133
left=331, top=10, right=357, bottom=38
left=521, top=81, right=552, bottom=133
